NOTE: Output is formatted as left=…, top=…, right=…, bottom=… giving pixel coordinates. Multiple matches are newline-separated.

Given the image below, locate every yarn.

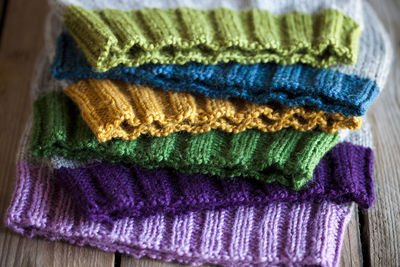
left=6, top=161, right=351, bottom=267
left=31, top=92, right=340, bottom=189
left=64, top=78, right=361, bottom=142
left=52, top=142, right=373, bottom=222
left=50, top=1, right=392, bottom=116
left=50, top=0, right=364, bottom=28
left=64, top=6, right=360, bottom=71
left=7, top=129, right=353, bottom=267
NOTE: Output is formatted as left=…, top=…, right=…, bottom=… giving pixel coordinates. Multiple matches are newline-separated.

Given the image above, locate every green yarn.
left=31, top=92, right=340, bottom=189
left=65, top=6, right=360, bottom=72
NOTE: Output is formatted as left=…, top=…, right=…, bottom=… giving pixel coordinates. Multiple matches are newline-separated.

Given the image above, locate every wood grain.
left=365, top=0, right=400, bottom=266
left=121, top=257, right=204, bottom=267
left=0, top=0, right=115, bottom=266
left=0, top=0, right=8, bottom=42
left=340, top=207, right=363, bottom=267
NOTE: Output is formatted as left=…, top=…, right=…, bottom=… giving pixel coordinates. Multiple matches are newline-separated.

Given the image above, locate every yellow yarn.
left=64, top=79, right=362, bottom=142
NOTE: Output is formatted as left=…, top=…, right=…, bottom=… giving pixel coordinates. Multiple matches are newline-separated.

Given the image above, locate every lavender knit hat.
left=5, top=165, right=352, bottom=266
left=7, top=119, right=354, bottom=267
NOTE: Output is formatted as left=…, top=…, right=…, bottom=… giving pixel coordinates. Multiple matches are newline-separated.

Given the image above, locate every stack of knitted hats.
left=6, top=0, right=392, bottom=266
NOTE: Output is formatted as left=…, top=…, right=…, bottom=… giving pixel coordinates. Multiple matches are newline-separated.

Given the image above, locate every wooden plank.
left=0, top=0, right=115, bottom=266
left=340, top=208, right=363, bottom=267
left=364, top=0, right=400, bottom=266
left=0, top=0, right=8, bottom=41
left=121, top=256, right=213, bottom=267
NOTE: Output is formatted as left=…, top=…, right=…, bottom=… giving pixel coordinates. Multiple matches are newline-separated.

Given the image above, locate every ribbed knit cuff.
left=50, top=0, right=393, bottom=116
left=31, top=92, right=339, bottom=189
left=51, top=0, right=364, bottom=27
left=52, top=32, right=379, bottom=117
left=64, top=6, right=360, bottom=71
left=50, top=142, right=373, bottom=222
left=64, top=78, right=361, bottom=142
left=6, top=159, right=352, bottom=266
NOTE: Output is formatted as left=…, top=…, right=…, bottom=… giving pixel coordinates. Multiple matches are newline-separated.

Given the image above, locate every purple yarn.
left=6, top=159, right=351, bottom=266
left=54, top=142, right=374, bottom=222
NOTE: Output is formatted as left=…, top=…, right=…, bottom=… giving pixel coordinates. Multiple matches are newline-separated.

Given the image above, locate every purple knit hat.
left=7, top=160, right=352, bottom=267
left=53, top=142, right=374, bottom=222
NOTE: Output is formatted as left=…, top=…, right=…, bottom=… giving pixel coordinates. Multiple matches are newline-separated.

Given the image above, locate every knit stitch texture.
left=52, top=30, right=377, bottom=116
left=49, top=0, right=392, bottom=88
left=7, top=121, right=352, bottom=266
left=31, top=92, right=339, bottom=189
left=64, top=78, right=361, bottom=142
left=50, top=1, right=393, bottom=116
left=50, top=0, right=364, bottom=27
left=64, top=6, right=360, bottom=71
left=52, top=142, right=373, bottom=222
left=6, top=156, right=352, bottom=267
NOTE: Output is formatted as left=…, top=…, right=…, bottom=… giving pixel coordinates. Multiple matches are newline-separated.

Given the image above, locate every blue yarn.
left=52, top=33, right=379, bottom=116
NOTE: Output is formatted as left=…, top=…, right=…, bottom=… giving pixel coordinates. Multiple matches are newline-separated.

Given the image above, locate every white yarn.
left=330, top=2, right=392, bottom=89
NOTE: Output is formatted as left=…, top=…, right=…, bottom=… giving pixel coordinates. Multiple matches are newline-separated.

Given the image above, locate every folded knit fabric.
left=31, top=91, right=339, bottom=189
left=10, top=112, right=372, bottom=223
left=53, top=142, right=373, bottom=222
left=64, top=78, right=361, bottom=141
left=47, top=116, right=374, bottom=220
left=10, top=122, right=352, bottom=266
left=51, top=0, right=392, bottom=116
left=62, top=5, right=360, bottom=71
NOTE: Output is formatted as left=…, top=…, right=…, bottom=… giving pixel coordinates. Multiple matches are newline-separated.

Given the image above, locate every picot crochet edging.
left=7, top=126, right=353, bottom=266
left=64, top=6, right=360, bottom=71
left=31, top=92, right=340, bottom=190
left=64, top=78, right=361, bottom=142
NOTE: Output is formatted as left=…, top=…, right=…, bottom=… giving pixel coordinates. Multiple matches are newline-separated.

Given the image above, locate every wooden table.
left=0, top=0, right=399, bottom=266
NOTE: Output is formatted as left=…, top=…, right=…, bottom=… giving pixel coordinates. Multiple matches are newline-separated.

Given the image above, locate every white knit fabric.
left=330, top=1, right=392, bottom=89
left=49, top=0, right=363, bottom=26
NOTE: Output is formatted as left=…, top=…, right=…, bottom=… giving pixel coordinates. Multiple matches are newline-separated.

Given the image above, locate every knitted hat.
left=6, top=156, right=352, bottom=267
left=64, top=78, right=361, bottom=142
left=8, top=121, right=352, bottom=266
left=50, top=1, right=392, bottom=116
left=54, top=2, right=362, bottom=71
left=50, top=135, right=374, bottom=223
